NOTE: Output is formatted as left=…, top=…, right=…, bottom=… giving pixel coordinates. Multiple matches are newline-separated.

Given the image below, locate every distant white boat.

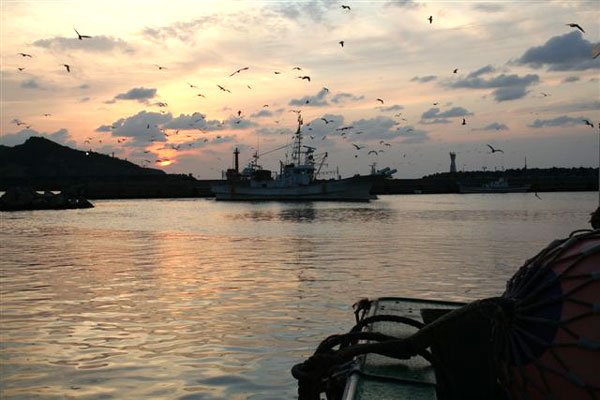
left=458, top=177, right=531, bottom=194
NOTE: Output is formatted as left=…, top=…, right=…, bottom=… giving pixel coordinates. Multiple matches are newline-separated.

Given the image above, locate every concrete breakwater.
left=1, top=168, right=596, bottom=200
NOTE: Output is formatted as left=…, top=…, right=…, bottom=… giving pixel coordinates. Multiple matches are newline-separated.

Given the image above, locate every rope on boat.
left=291, top=229, right=600, bottom=400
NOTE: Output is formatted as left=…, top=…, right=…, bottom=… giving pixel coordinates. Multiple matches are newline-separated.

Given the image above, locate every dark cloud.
left=270, top=1, right=338, bottom=23
left=20, top=79, right=42, bottom=89
left=142, top=17, right=218, bottom=42
left=289, top=89, right=330, bottom=107
left=421, top=106, right=472, bottom=120
left=33, top=35, right=134, bottom=54
left=410, top=75, right=437, bottom=83
left=480, top=122, right=509, bottom=131
left=537, top=100, right=600, bottom=114
left=448, top=73, right=539, bottom=101
left=250, top=109, right=274, bottom=118
left=466, top=65, right=496, bottom=79
left=472, top=3, right=504, bottom=12
left=350, top=116, right=430, bottom=144
left=0, top=128, right=74, bottom=147
left=113, top=87, right=157, bottom=103
left=528, top=116, right=592, bottom=128
left=385, top=0, right=420, bottom=8
left=420, top=118, right=452, bottom=125
left=377, top=104, right=404, bottom=112
left=515, top=31, right=599, bottom=71
left=96, top=125, right=112, bottom=132
left=330, top=92, right=364, bottom=104
left=105, top=111, right=172, bottom=146
left=562, top=75, right=580, bottom=83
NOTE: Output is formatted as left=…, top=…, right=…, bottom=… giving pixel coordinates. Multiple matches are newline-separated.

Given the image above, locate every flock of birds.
left=9, top=9, right=598, bottom=176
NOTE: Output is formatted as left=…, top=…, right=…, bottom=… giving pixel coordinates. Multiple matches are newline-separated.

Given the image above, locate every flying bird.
left=43, top=113, right=51, bottom=117
left=428, top=16, right=433, bottom=24
left=298, top=76, right=311, bottom=82
left=247, top=85, right=252, bottom=89
left=292, top=66, right=302, bottom=70
left=339, top=41, right=345, bottom=47
left=322, top=87, right=329, bottom=92
left=229, top=67, right=249, bottom=77
left=321, top=118, right=334, bottom=124
left=583, top=119, right=594, bottom=128
left=341, top=5, right=351, bottom=10
left=486, top=144, right=504, bottom=153
left=376, top=98, right=384, bottom=104
left=73, top=27, right=92, bottom=40
left=153, top=64, right=167, bottom=70
left=17, top=67, right=25, bottom=71
left=433, top=102, right=439, bottom=105
left=566, top=23, right=585, bottom=33
left=453, top=68, right=458, bottom=73
left=217, top=84, right=231, bottom=93
left=263, top=104, right=269, bottom=107
left=18, top=53, right=33, bottom=57
left=197, top=93, right=206, bottom=98
left=540, top=92, right=551, bottom=97
left=62, top=64, right=71, bottom=72
left=368, top=150, right=378, bottom=156
left=274, top=71, right=282, bottom=74
left=154, top=102, right=168, bottom=107
left=187, top=82, right=198, bottom=88
left=461, top=117, right=466, bottom=125
left=534, top=191, right=542, bottom=200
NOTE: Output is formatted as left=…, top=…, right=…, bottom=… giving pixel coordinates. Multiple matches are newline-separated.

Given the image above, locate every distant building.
left=449, top=152, right=457, bottom=173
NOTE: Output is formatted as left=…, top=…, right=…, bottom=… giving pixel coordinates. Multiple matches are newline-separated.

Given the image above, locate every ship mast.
left=292, top=114, right=303, bottom=165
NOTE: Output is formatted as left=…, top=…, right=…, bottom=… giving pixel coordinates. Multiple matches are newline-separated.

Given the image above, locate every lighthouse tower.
left=449, top=152, right=457, bottom=173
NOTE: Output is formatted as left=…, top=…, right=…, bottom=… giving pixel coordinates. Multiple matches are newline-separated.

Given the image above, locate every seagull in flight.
left=292, top=66, right=302, bottom=70
left=43, top=113, right=51, bottom=117
left=462, top=117, right=466, bottom=125
left=153, top=64, right=167, bottom=70
left=583, top=119, right=594, bottom=128
left=339, top=41, right=345, bottom=48
left=187, top=82, right=198, bottom=89
left=73, top=27, right=92, bottom=40
left=217, top=84, right=231, bottom=93
left=18, top=52, right=33, bottom=57
left=376, top=98, right=384, bottom=104
left=341, top=5, right=351, bottom=10
left=487, top=144, right=504, bottom=153
left=17, top=67, right=25, bottom=71
left=298, top=76, right=311, bottom=82
left=453, top=68, right=458, bottom=73
left=428, top=16, right=433, bottom=24
left=229, top=67, right=249, bottom=77
left=368, top=150, right=378, bottom=156
left=62, top=64, right=71, bottom=72
left=566, top=23, right=585, bottom=33
left=321, top=118, right=334, bottom=124
left=322, top=87, right=329, bottom=92
left=197, top=93, right=206, bottom=98
left=274, top=71, right=282, bottom=74
left=433, top=102, right=439, bottom=105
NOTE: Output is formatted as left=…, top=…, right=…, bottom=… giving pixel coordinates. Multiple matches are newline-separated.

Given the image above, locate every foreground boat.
left=292, top=229, right=600, bottom=400
left=342, top=297, right=465, bottom=400
left=211, top=117, right=396, bottom=201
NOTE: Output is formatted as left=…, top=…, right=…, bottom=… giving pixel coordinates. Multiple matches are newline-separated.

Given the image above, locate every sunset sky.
left=1, top=0, right=599, bottom=178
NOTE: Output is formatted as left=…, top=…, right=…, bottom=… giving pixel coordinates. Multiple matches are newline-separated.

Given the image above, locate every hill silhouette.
left=0, top=136, right=164, bottom=178
left=0, top=137, right=217, bottom=198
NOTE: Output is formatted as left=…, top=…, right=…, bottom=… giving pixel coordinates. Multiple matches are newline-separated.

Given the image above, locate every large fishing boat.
left=211, top=117, right=396, bottom=201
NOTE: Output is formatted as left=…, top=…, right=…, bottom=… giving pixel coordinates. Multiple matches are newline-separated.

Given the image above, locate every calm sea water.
left=0, top=192, right=596, bottom=399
